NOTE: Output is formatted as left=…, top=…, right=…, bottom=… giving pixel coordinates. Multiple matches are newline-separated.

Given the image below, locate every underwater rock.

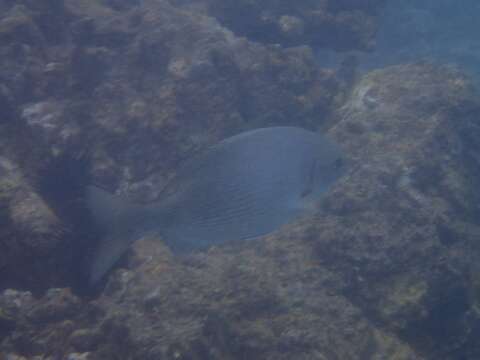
left=65, top=353, right=91, bottom=360
left=317, top=63, right=480, bottom=359
left=0, top=0, right=352, bottom=290
left=1, top=0, right=350, bottom=193
left=77, top=1, right=344, bottom=192
left=1, top=0, right=479, bottom=359
left=204, top=0, right=385, bottom=50
left=87, top=236, right=423, bottom=360
left=0, top=155, right=72, bottom=292
left=65, top=62, right=478, bottom=360
left=0, top=287, right=113, bottom=359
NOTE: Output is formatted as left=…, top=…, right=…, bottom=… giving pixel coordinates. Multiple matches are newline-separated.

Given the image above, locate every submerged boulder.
left=4, top=62, right=478, bottom=359
left=0, top=0, right=479, bottom=359
left=0, top=0, right=352, bottom=291
left=82, top=63, right=480, bottom=359
left=0, top=153, right=73, bottom=291
left=318, top=63, right=480, bottom=359
left=203, top=0, right=385, bottom=50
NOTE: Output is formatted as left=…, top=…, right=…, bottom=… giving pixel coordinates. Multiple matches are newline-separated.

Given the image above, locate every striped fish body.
left=157, top=126, right=341, bottom=252
left=87, top=127, right=344, bottom=283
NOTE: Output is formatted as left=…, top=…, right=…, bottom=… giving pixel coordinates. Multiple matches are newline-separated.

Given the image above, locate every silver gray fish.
left=86, top=126, right=344, bottom=283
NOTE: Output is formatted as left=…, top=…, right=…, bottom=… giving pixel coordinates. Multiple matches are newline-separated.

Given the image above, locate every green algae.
left=381, top=276, right=428, bottom=320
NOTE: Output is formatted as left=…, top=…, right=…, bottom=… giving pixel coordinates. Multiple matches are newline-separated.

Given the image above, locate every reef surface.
left=1, top=0, right=480, bottom=359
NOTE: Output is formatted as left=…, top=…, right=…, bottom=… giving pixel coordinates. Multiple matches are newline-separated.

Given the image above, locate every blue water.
left=316, top=0, right=480, bottom=87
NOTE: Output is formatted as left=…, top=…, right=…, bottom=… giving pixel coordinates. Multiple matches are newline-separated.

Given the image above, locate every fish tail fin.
left=88, top=234, right=125, bottom=284
left=85, top=186, right=143, bottom=284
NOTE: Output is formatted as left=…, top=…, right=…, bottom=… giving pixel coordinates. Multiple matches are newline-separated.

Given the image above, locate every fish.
left=86, top=126, right=344, bottom=284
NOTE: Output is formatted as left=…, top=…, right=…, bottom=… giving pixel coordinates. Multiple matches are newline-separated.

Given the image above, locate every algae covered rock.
left=0, top=0, right=479, bottom=359
left=314, top=63, right=480, bottom=359
left=69, top=63, right=476, bottom=360
left=0, top=155, right=71, bottom=291
left=0, top=0, right=349, bottom=291
left=204, top=0, right=385, bottom=50
left=0, top=0, right=348, bottom=194
left=0, top=287, right=137, bottom=359
left=3, top=61, right=478, bottom=359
